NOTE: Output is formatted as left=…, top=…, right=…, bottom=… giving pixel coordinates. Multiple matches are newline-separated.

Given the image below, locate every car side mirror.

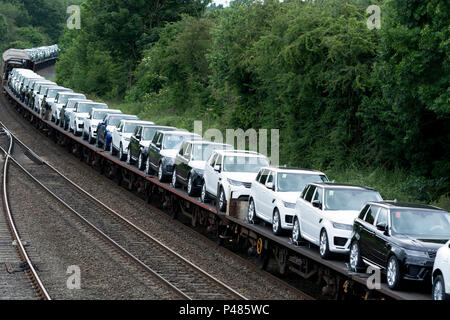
left=214, top=164, right=221, bottom=172
left=376, top=222, right=388, bottom=233
left=265, top=182, right=274, bottom=190
left=155, top=142, right=161, bottom=148
left=312, top=200, right=322, bottom=209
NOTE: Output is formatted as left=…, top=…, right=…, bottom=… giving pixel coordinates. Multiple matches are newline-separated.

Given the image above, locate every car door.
left=129, top=127, right=141, bottom=159
left=112, top=122, right=122, bottom=151
left=359, top=205, right=380, bottom=265
left=210, top=154, right=222, bottom=198
left=372, top=207, right=390, bottom=267
left=148, top=132, right=161, bottom=169
left=204, top=153, right=218, bottom=195
left=180, top=143, right=192, bottom=182
left=261, top=170, right=276, bottom=221
left=253, top=169, right=268, bottom=219
left=309, top=187, right=324, bottom=241
left=300, top=185, right=317, bottom=240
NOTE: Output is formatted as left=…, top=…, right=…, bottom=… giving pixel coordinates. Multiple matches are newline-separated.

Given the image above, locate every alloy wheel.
left=349, top=242, right=360, bottom=271
left=272, top=211, right=280, bottom=234
left=387, top=257, right=398, bottom=288
left=292, top=219, right=300, bottom=243
left=433, top=277, right=445, bottom=300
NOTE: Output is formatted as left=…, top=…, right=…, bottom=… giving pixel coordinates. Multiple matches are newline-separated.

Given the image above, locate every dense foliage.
left=0, top=0, right=79, bottom=52
left=57, top=0, right=449, bottom=204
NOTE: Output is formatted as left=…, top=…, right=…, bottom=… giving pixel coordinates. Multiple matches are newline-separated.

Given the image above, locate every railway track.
left=0, top=126, right=50, bottom=300
left=0, top=121, right=247, bottom=300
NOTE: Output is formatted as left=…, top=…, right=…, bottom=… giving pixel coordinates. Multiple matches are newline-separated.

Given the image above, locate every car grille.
left=243, top=182, right=252, bottom=189
left=427, top=250, right=437, bottom=259
left=333, top=237, right=348, bottom=247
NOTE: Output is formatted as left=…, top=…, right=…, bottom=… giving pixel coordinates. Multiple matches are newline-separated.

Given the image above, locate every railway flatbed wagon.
left=1, top=46, right=59, bottom=87
left=2, top=83, right=432, bottom=301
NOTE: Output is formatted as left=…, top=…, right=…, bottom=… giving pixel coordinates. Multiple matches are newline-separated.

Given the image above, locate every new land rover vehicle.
left=69, top=101, right=100, bottom=135
left=172, top=141, right=233, bottom=196
left=202, top=150, right=270, bottom=212
left=32, top=83, right=58, bottom=111
left=60, top=98, right=92, bottom=130
left=292, top=183, right=383, bottom=259
left=96, top=114, right=139, bottom=150
left=432, top=240, right=450, bottom=300
left=52, top=92, right=87, bottom=125
left=146, top=131, right=202, bottom=181
left=349, top=201, right=450, bottom=290
left=248, top=167, right=328, bottom=235
left=127, top=125, right=176, bottom=169
left=26, top=79, right=54, bottom=106
left=40, top=86, right=73, bottom=115
left=111, top=120, right=155, bottom=161
left=83, top=107, right=122, bottom=144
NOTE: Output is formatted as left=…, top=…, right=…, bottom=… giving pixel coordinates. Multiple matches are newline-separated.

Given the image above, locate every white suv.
left=69, top=101, right=105, bottom=135
left=111, top=120, right=154, bottom=160
left=83, top=108, right=122, bottom=143
left=248, top=167, right=328, bottom=235
left=432, top=240, right=450, bottom=300
left=201, top=150, right=270, bottom=212
left=292, top=183, right=382, bottom=259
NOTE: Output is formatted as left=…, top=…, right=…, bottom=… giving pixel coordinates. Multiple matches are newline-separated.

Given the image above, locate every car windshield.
left=163, top=134, right=188, bottom=150
left=142, top=127, right=157, bottom=140
left=391, top=209, right=450, bottom=238
left=61, top=94, right=84, bottom=105
left=192, top=144, right=231, bottom=161
left=277, top=173, right=328, bottom=192
left=124, top=123, right=139, bottom=134
left=93, top=110, right=108, bottom=120
left=324, top=188, right=382, bottom=211
left=77, top=103, right=95, bottom=113
left=47, top=89, right=65, bottom=98
left=109, top=116, right=129, bottom=126
left=223, top=156, right=270, bottom=173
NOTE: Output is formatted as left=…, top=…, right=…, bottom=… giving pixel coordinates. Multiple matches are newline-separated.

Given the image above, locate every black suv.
left=127, top=125, right=177, bottom=170
left=146, top=130, right=202, bottom=181
left=349, top=201, right=450, bottom=290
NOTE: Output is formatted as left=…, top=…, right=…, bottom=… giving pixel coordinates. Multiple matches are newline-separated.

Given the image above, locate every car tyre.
left=201, top=184, right=209, bottom=203
left=126, top=148, right=133, bottom=165
left=119, top=144, right=125, bottom=161
left=172, top=169, right=180, bottom=188
left=218, top=187, right=227, bottom=212
left=432, top=275, right=447, bottom=301
left=292, top=217, right=302, bottom=245
left=158, top=162, right=165, bottom=182
left=272, top=209, right=282, bottom=235
left=138, top=152, right=145, bottom=170
left=349, top=240, right=364, bottom=272
left=248, top=199, right=259, bottom=224
left=187, top=175, right=196, bottom=196
left=144, top=157, right=153, bottom=175
left=387, top=255, right=402, bottom=290
left=319, top=229, right=332, bottom=260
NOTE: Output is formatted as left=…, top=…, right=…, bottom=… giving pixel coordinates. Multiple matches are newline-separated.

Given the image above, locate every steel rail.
left=0, top=127, right=51, bottom=300
left=1, top=121, right=247, bottom=300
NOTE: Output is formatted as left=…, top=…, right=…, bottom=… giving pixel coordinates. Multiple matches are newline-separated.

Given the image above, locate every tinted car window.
left=266, top=172, right=274, bottom=184
left=259, top=169, right=269, bottom=184
left=313, top=187, right=323, bottom=202
left=304, top=186, right=316, bottom=203
left=302, top=185, right=311, bottom=199
left=364, top=206, right=378, bottom=225
left=376, top=208, right=388, bottom=227
left=359, top=204, right=370, bottom=220
left=256, top=169, right=263, bottom=182
left=209, top=154, right=218, bottom=167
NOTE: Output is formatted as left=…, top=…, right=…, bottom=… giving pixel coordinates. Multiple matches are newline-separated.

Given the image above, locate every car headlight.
left=91, top=124, right=97, bottom=128
left=404, top=249, right=429, bottom=258
left=124, top=137, right=130, bottom=141
left=282, top=201, right=296, bottom=209
left=227, top=178, right=245, bottom=186
left=332, top=222, right=353, bottom=231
